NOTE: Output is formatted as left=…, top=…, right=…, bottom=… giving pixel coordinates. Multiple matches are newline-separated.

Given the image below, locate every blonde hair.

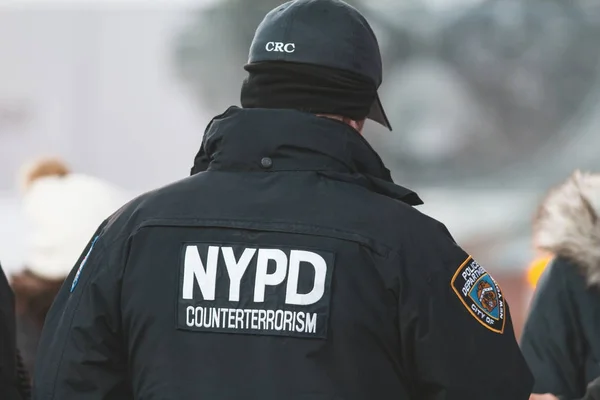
left=19, top=156, right=70, bottom=192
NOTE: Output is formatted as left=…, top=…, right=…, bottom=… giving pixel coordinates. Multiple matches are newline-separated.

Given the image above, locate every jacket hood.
left=190, top=107, right=423, bottom=206
left=533, top=170, right=600, bottom=285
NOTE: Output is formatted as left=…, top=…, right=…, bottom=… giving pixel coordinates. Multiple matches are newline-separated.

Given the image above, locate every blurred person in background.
left=521, top=171, right=600, bottom=399
left=1, top=262, right=31, bottom=399
left=32, top=1, right=531, bottom=399
left=10, top=157, right=126, bottom=377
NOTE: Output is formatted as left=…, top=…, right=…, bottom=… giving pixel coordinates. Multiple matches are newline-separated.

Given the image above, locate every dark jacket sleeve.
left=32, top=222, right=132, bottom=400
left=521, top=259, right=587, bottom=398
left=1, top=263, right=28, bottom=400
left=397, top=219, right=533, bottom=400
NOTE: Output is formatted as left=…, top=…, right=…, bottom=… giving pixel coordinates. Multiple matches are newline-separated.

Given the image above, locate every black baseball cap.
left=247, top=0, right=392, bottom=131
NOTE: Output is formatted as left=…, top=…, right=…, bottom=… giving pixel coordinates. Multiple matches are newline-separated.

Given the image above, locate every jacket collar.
left=191, top=107, right=422, bottom=206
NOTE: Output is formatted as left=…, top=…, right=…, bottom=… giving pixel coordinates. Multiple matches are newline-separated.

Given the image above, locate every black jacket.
left=522, top=258, right=600, bottom=398
left=1, top=264, right=30, bottom=400
left=33, top=107, right=532, bottom=400
left=521, top=171, right=600, bottom=398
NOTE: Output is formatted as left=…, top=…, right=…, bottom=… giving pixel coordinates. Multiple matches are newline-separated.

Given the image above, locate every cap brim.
left=367, top=93, right=392, bottom=131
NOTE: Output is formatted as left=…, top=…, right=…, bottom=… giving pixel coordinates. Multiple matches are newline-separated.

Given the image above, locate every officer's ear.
left=355, top=119, right=366, bottom=134
left=343, top=118, right=365, bottom=134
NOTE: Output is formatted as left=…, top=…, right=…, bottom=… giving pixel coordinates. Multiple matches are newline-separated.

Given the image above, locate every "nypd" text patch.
left=451, top=256, right=505, bottom=334
left=178, top=243, right=335, bottom=339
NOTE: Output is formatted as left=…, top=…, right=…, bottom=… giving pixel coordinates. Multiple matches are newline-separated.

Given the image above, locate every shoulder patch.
left=70, top=236, right=99, bottom=292
left=451, top=256, right=505, bottom=334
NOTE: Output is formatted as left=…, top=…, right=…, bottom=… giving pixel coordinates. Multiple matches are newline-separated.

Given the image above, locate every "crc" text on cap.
left=265, top=42, right=295, bottom=53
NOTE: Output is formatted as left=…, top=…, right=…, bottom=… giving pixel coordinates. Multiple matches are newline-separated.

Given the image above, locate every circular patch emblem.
left=451, top=256, right=505, bottom=334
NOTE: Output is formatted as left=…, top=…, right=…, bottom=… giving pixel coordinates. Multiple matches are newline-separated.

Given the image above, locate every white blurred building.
left=0, top=1, right=216, bottom=272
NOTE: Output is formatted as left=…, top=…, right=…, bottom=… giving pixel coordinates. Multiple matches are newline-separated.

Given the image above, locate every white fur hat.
left=22, top=161, right=127, bottom=280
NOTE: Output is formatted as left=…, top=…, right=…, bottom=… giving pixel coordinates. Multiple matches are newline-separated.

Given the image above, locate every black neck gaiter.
left=240, top=62, right=376, bottom=121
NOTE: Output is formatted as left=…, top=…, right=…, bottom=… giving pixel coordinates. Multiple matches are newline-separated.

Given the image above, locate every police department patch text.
left=451, top=256, right=506, bottom=334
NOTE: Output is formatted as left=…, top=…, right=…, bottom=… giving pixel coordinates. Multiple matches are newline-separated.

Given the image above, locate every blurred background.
left=1, top=0, right=600, bottom=337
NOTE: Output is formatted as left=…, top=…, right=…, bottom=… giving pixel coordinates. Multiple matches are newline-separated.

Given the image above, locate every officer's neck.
left=316, top=114, right=365, bottom=134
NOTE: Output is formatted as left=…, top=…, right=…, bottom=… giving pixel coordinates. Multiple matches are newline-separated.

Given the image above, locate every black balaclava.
left=240, top=61, right=377, bottom=122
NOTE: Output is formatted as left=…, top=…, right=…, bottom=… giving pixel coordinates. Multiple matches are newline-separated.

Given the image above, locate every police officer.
left=33, top=1, right=533, bottom=399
